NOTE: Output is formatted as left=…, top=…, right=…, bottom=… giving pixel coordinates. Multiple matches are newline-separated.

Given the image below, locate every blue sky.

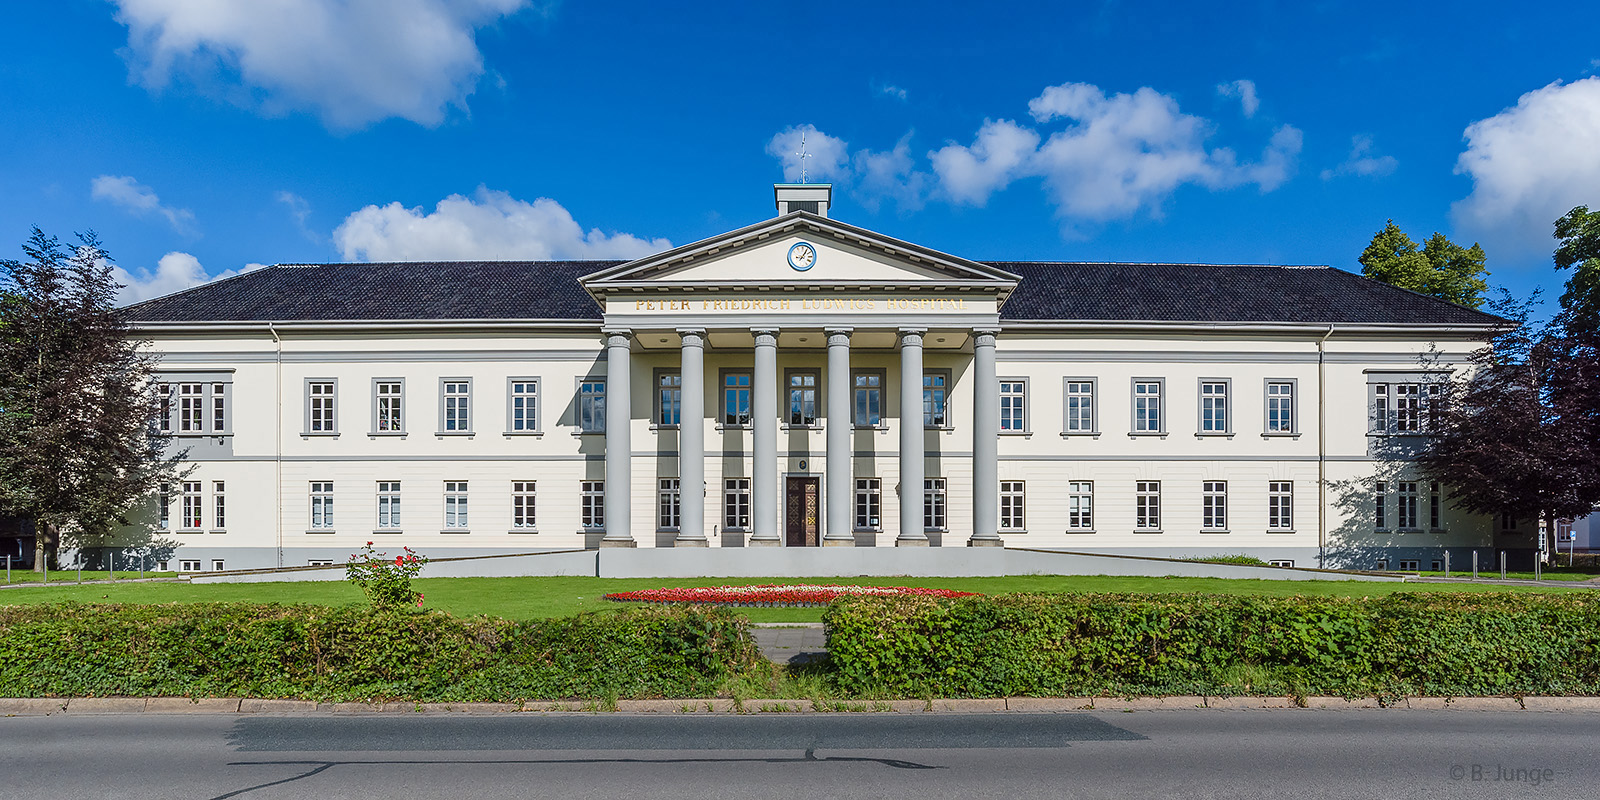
left=3, top=1, right=1598, bottom=309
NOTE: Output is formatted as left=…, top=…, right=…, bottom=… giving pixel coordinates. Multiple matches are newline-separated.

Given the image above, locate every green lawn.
left=0, top=574, right=1584, bottom=623
left=1, top=570, right=179, bottom=586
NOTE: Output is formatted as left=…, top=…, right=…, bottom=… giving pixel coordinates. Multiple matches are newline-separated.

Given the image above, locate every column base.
left=673, top=537, right=709, bottom=548
left=822, top=537, right=856, bottom=547
left=968, top=536, right=1005, bottom=548
left=895, top=537, right=931, bottom=548
left=598, top=538, right=637, bottom=549
left=747, top=537, right=782, bottom=548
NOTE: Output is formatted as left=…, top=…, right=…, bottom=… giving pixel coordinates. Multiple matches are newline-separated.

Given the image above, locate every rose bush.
left=345, top=542, right=428, bottom=608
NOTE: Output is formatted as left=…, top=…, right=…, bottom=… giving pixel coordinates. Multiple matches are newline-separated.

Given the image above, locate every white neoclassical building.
left=114, top=184, right=1525, bottom=573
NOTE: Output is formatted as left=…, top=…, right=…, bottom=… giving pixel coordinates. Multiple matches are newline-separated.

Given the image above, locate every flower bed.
left=605, top=584, right=980, bottom=608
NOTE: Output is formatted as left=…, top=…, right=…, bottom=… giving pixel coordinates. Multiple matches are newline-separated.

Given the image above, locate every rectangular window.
left=724, top=478, right=751, bottom=530
left=1268, top=481, right=1293, bottom=531
left=579, top=380, right=606, bottom=433
left=158, top=483, right=170, bottom=530
left=1424, top=384, right=1445, bottom=430
left=1398, top=559, right=1420, bottom=572
left=212, top=481, right=226, bottom=530
left=582, top=481, right=605, bottom=529
left=180, top=481, right=203, bottom=530
left=1429, top=481, right=1442, bottom=530
left=658, top=372, right=682, bottom=426
left=211, top=559, right=226, bottom=572
left=1068, top=481, right=1093, bottom=531
left=309, top=482, right=334, bottom=530
left=179, top=559, right=200, bottom=572
left=512, top=481, right=536, bottom=530
left=1372, top=384, right=1390, bottom=433
left=852, top=372, right=882, bottom=427
left=1133, top=380, right=1163, bottom=433
left=212, top=383, right=228, bottom=432
left=178, top=383, right=205, bottom=433
left=722, top=372, right=751, bottom=426
left=999, top=380, right=1027, bottom=432
left=923, top=478, right=947, bottom=531
left=1269, top=559, right=1295, bottom=568
left=788, top=371, right=818, bottom=426
left=1266, top=381, right=1295, bottom=433
left=1376, top=559, right=1389, bottom=571
left=444, top=481, right=469, bottom=530
left=1135, top=481, right=1161, bottom=530
left=375, top=380, right=404, bottom=432
left=1394, top=384, right=1421, bottom=432
left=854, top=478, right=882, bottom=530
left=1000, top=481, right=1025, bottom=531
left=156, top=383, right=172, bottom=433
left=1374, top=480, right=1388, bottom=530
left=1199, top=381, right=1229, bottom=433
left=1064, top=379, right=1095, bottom=433
left=377, top=481, right=401, bottom=530
left=509, top=379, right=539, bottom=432
left=658, top=478, right=681, bottom=530
left=1500, top=512, right=1518, bottom=532
left=1202, top=481, right=1228, bottom=531
left=1397, top=481, right=1419, bottom=529
left=307, top=381, right=336, bottom=433
left=307, top=559, right=334, bottom=567
left=442, top=380, right=471, bottom=432
left=923, top=372, right=949, bottom=428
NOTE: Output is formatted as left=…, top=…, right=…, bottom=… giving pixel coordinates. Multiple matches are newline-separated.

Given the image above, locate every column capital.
left=972, top=328, right=999, bottom=347
left=897, top=328, right=926, bottom=348
left=751, top=328, right=780, bottom=346
left=825, top=328, right=853, bottom=347
left=603, top=328, right=633, bottom=348
left=676, top=328, right=707, bottom=347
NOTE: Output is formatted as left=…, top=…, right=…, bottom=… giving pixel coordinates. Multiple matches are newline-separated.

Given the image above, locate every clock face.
left=787, top=241, right=817, bottom=271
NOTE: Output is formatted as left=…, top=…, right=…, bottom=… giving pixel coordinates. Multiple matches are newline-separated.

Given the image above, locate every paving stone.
left=1522, top=697, right=1600, bottom=712
left=930, top=698, right=1006, bottom=712
left=239, top=699, right=317, bottom=713
left=1206, top=696, right=1299, bottom=709
left=1097, top=696, right=1206, bottom=711
left=66, top=697, right=148, bottom=713
left=1406, top=697, right=1449, bottom=710
left=144, top=697, right=242, bottom=713
left=0, top=698, right=69, bottom=715
left=1304, top=696, right=1382, bottom=709
left=614, top=699, right=690, bottom=713
left=744, top=699, right=804, bottom=713
left=326, top=702, right=385, bottom=713
left=1006, top=697, right=1095, bottom=712
left=1442, top=697, right=1523, bottom=711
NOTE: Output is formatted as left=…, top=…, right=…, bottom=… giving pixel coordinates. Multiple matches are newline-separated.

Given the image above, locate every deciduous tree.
left=1359, top=220, right=1490, bottom=309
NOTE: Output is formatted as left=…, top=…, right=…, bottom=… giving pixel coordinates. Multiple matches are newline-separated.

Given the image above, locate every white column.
left=969, top=328, right=1003, bottom=547
left=600, top=328, right=635, bottom=548
left=897, top=328, right=928, bottom=547
left=675, top=329, right=708, bottom=547
left=824, top=327, right=854, bottom=546
left=748, top=328, right=781, bottom=546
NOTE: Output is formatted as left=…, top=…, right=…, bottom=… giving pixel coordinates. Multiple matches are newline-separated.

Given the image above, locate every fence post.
left=1443, top=551, right=1450, bottom=578
left=1472, top=550, right=1479, bottom=580
left=1500, top=550, right=1507, bottom=580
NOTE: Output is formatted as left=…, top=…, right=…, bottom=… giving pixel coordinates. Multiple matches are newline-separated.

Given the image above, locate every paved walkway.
left=751, top=623, right=827, bottom=665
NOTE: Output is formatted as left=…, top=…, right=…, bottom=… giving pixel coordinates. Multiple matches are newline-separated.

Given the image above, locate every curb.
left=6, top=695, right=1600, bottom=717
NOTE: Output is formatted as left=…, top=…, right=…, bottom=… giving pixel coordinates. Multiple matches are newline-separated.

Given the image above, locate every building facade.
left=112, top=185, right=1525, bottom=572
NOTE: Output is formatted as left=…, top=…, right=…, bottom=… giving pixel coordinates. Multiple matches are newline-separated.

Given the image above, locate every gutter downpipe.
left=1318, top=324, right=1334, bottom=569
left=270, top=323, right=283, bottom=568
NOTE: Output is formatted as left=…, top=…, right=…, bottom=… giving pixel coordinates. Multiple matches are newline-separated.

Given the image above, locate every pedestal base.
left=822, top=537, right=856, bottom=547
left=747, top=538, right=782, bottom=547
left=967, top=537, right=1005, bottom=548
left=598, top=538, right=637, bottom=549
left=673, top=537, right=709, bottom=548
left=895, top=537, right=931, bottom=547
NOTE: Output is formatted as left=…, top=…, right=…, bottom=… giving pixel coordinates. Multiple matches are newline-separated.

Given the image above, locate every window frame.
left=443, top=481, right=470, bottom=532
left=1268, top=481, right=1294, bottom=532
left=371, top=378, right=406, bottom=436
left=303, top=378, right=339, bottom=436
left=308, top=481, right=335, bottom=532
left=179, top=481, right=203, bottom=531
left=854, top=477, right=882, bottom=532
left=1130, top=377, right=1166, bottom=436
left=922, top=368, right=953, bottom=430
left=1135, top=480, right=1161, bottom=532
left=658, top=477, right=681, bottom=531
left=577, top=377, right=606, bottom=434
left=438, top=378, right=474, bottom=436
left=511, top=480, right=537, bottom=532
left=1263, top=378, right=1299, bottom=436
left=922, top=477, right=948, bottom=532
left=851, top=369, right=886, bottom=429
left=1061, top=376, right=1098, bottom=436
left=581, top=480, right=605, bottom=530
left=1374, top=480, right=1389, bottom=530
left=1397, top=481, right=1420, bottom=531
left=1067, top=480, right=1094, bottom=532
left=718, top=368, right=753, bottom=429
left=176, top=382, right=206, bottom=434
left=998, top=376, right=1030, bottom=435
left=1429, top=481, right=1443, bottom=531
left=1201, top=480, right=1228, bottom=532
left=376, top=481, right=402, bottom=532
left=211, top=480, right=226, bottom=532
left=999, top=480, right=1026, bottom=532
left=653, top=368, right=683, bottom=428
left=1196, top=378, right=1232, bottom=436
left=723, top=478, right=751, bottom=531
left=783, top=368, right=822, bottom=429
left=506, top=377, right=541, bottom=435
left=158, top=482, right=170, bottom=530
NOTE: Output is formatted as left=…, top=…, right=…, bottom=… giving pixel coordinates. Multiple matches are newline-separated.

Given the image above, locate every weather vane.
left=795, top=131, right=812, bottom=184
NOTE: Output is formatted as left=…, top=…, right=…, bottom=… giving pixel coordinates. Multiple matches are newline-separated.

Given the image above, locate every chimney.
left=774, top=184, right=831, bottom=218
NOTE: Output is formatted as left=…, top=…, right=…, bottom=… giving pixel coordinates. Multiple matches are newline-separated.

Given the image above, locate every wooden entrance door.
left=785, top=477, right=820, bottom=547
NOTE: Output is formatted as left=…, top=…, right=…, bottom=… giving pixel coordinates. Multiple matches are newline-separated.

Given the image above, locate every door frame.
left=782, top=472, right=822, bottom=547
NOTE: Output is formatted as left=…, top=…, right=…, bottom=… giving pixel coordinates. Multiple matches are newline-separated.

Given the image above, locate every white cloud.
left=932, top=82, right=1301, bottom=221
left=878, top=84, right=909, bottom=102
left=276, top=190, right=320, bottom=242
left=91, top=175, right=196, bottom=235
left=765, top=124, right=851, bottom=184
left=109, top=0, right=534, bottom=130
left=852, top=134, right=929, bottom=213
left=1216, top=79, right=1259, bottom=117
left=115, top=252, right=266, bottom=304
left=1452, top=77, right=1600, bottom=252
left=1320, top=134, right=1398, bottom=180
left=332, top=186, right=672, bottom=262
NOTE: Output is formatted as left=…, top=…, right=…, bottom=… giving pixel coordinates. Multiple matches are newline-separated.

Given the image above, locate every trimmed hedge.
left=0, top=603, right=763, bottom=701
left=823, top=592, right=1600, bottom=698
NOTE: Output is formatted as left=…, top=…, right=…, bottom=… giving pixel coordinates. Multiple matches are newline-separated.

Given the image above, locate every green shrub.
left=822, top=592, right=1600, bottom=698
left=0, top=602, right=763, bottom=701
left=1180, top=554, right=1272, bottom=566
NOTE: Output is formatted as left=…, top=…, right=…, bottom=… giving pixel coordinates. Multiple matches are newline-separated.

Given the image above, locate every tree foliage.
left=1359, top=220, right=1490, bottom=308
left=0, top=228, right=176, bottom=571
left=1554, top=205, right=1600, bottom=335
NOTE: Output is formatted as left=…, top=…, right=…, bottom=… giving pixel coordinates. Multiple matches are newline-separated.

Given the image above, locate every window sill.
left=781, top=424, right=824, bottom=431
left=853, top=424, right=888, bottom=431
left=435, top=431, right=475, bottom=437
left=305, top=529, right=335, bottom=534
left=649, top=424, right=679, bottom=431
left=208, top=529, right=227, bottom=535
left=998, top=430, right=1031, bottom=437
left=715, top=423, right=753, bottom=431
left=1060, top=431, right=1100, bottom=437
left=509, top=528, right=538, bottom=534
left=300, top=432, right=339, bottom=438
left=852, top=528, right=881, bottom=534
left=1064, top=529, right=1095, bottom=534
left=926, top=425, right=955, bottom=432
left=368, top=431, right=407, bottom=437
left=923, top=528, right=948, bottom=534
left=1000, top=529, right=1027, bottom=535
left=573, top=429, right=604, bottom=436
left=440, top=529, right=471, bottom=535
left=1268, top=529, right=1296, bottom=534
left=503, top=430, right=543, bottom=437
left=1128, top=431, right=1168, bottom=438
left=1261, top=431, right=1300, bottom=438
left=1201, top=529, right=1230, bottom=534
left=171, top=432, right=232, bottom=438
left=1367, top=432, right=1428, bottom=438
left=177, top=528, right=204, bottom=534
left=1134, top=528, right=1163, bottom=534
left=1195, top=432, right=1234, bottom=438
left=372, top=529, right=403, bottom=535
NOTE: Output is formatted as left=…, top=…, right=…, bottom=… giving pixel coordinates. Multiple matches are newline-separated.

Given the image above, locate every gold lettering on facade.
left=628, top=297, right=969, bottom=313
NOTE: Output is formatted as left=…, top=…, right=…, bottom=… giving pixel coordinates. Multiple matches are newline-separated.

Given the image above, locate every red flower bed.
left=604, top=584, right=979, bottom=608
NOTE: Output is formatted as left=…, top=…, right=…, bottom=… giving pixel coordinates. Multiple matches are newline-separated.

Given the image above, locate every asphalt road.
left=3, top=711, right=1598, bottom=799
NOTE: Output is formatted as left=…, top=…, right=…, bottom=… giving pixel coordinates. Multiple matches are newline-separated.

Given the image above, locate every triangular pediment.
left=581, top=212, right=1019, bottom=300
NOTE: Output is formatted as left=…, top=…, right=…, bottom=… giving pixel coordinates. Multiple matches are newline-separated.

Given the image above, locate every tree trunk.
left=32, top=520, right=51, bottom=574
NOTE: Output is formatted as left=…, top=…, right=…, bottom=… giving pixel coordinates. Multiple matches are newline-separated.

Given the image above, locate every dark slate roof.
left=120, top=260, right=1504, bottom=326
